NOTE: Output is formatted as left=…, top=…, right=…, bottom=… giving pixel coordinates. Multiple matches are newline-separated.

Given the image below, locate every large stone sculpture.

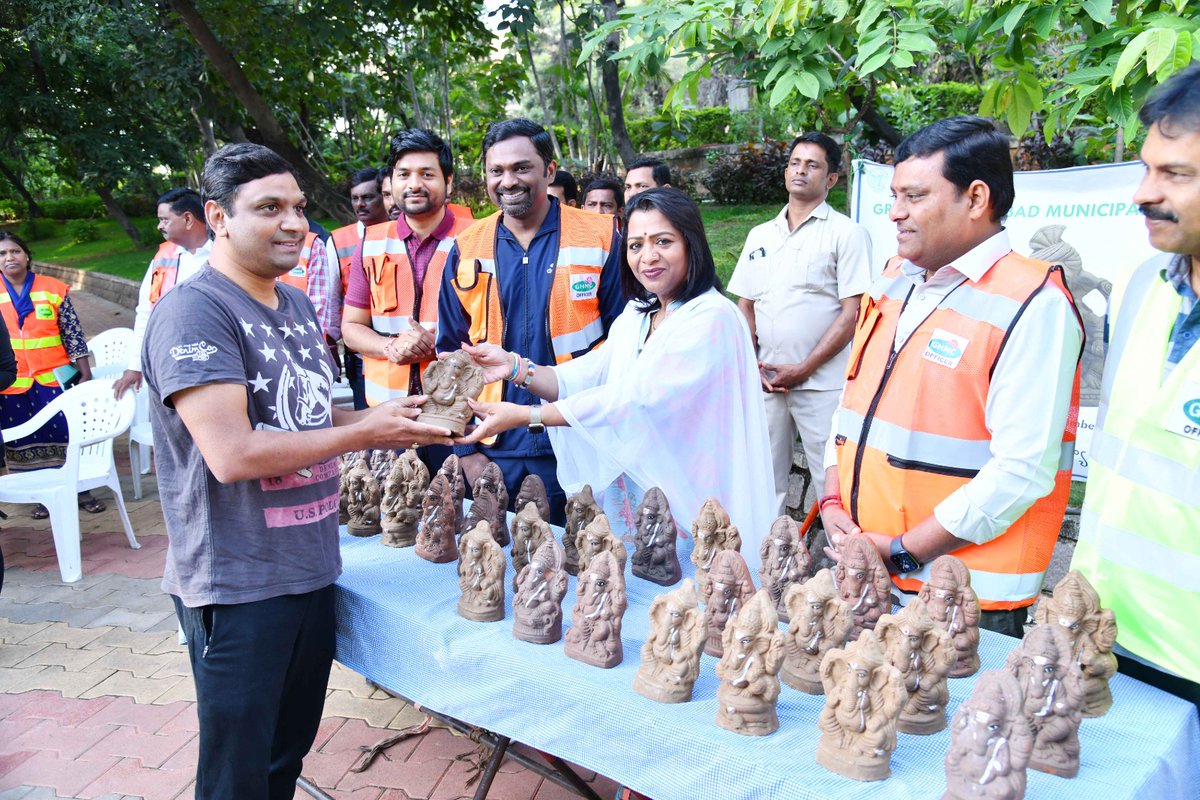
left=758, top=515, right=813, bottom=622
left=1032, top=570, right=1118, bottom=717
left=691, top=497, right=742, bottom=596
left=464, top=461, right=511, bottom=546
left=513, top=537, right=569, bottom=644
left=563, top=485, right=600, bottom=576
left=380, top=451, right=429, bottom=547
left=514, top=473, right=551, bottom=521
left=817, top=632, right=908, bottom=782
left=511, top=503, right=552, bottom=591
left=715, top=589, right=786, bottom=736
left=1005, top=624, right=1084, bottom=778
left=780, top=569, right=853, bottom=694
left=944, top=670, right=1033, bottom=800
left=457, top=522, right=506, bottom=622
left=576, top=514, right=626, bottom=576
left=631, top=487, right=682, bottom=586
left=918, top=556, right=981, bottom=678
left=345, top=455, right=382, bottom=537
left=702, top=549, right=756, bottom=658
left=834, top=533, right=892, bottom=641
left=565, top=550, right=627, bottom=668
left=437, top=454, right=466, bottom=534
left=634, top=579, right=706, bottom=703
left=415, top=473, right=459, bottom=563
left=876, top=598, right=956, bottom=735
left=417, top=350, right=486, bottom=436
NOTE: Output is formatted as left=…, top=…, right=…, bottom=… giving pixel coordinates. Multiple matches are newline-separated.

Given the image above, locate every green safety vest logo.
left=1184, top=399, right=1200, bottom=425
left=921, top=328, right=969, bottom=369
left=570, top=275, right=598, bottom=301
left=928, top=338, right=962, bottom=359
left=289, top=265, right=306, bottom=277
left=34, top=304, right=54, bottom=320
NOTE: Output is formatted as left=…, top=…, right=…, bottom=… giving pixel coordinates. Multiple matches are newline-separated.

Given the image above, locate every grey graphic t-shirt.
left=143, top=267, right=341, bottom=607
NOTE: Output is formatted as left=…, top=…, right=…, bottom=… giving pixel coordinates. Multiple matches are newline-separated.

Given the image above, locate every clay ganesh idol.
left=463, top=461, right=511, bottom=546
left=944, top=670, right=1033, bottom=800
left=415, top=473, right=459, bottom=563
left=715, top=589, right=786, bottom=736
left=634, top=579, right=706, bottom=703
left=437, top=454, right=466, bottom=534
left=876, top=598, right=956, bottom=735
left=510, top=503, right=553, bottom=591
left=817, top=632, right=908, bottom=782
left=780, top=569, right=853, bottom=694
left=1032, top=570, right=1118, bottom=717
left=691, top=497, right=742, bottom=596
left=565, top=550, right=627, bottom=668
left=380, top=451, right=428, bottom=547
left=514, top=473, right=551, bottom=521
left=457, top=522, right=506, bottom=622
left=631, top=487, right=682, bottom=586
left=1005, top=624, right=1084, bottom=778
left=416, top=349, right=485, bottom=436
left=835, top=533, right=892, bottom=641
left=576, top=514, right=626, bottom=576
left=513, top=538, right=569, bottom=644
left=918, top=556, right=981, bottom=678
left=702, top=549, right=756, bottom=658
left=344, top=455, right=381, bottom=537
left=563, top=485, right=600, bottom=576
left=758, top=515, right=814, bottom=622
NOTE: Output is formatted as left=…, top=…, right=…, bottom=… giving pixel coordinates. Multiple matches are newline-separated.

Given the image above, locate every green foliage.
left=41, top=195, right=104, bottom=220
left=628, top=108, right=735, bottom=151
left=0, top=201, right=18, bottom=222
left=66, top=219, right=100, bottom=244
left=878, top=82, right=984, bottom=136
left=701, top=140, right=791, bottom=205
left=21, top=218, right=57, bottom=241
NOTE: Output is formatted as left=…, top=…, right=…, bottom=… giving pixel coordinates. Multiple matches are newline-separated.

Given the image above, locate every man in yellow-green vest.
left=1073, top=62, right=1200, bottom=710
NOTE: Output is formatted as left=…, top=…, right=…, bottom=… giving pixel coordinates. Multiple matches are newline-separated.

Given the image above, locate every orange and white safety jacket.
left=0, top=274, right=73, bottom=394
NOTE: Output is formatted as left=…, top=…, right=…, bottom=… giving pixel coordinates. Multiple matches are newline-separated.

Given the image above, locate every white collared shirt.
left=128, top=239, right=212, bottom=372
left=826, top=229, right=1083, bottom=545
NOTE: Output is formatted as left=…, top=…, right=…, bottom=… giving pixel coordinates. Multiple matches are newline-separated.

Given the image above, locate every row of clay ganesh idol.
left=338, top=449, right=1119, bottom=798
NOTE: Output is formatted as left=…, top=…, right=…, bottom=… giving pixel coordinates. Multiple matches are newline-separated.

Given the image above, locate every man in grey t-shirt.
left=143, top=143, right=452, bottom=800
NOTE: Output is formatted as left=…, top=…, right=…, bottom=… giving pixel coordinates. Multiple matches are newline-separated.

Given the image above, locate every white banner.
left=849, top=159, right=1159, bottom=480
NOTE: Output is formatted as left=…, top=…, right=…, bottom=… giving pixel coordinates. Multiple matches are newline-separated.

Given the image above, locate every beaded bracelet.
left=521, top=361, right=537, bottom=388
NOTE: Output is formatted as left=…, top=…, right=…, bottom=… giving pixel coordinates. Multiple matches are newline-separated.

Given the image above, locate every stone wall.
left=639, top=143, right=743, bottom=197
left=33, top=261, right=139, bottom=309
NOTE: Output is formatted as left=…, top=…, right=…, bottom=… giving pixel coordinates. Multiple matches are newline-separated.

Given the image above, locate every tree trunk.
left=599, top=0, right=636, bottom=167
left=96, top=185, right=142, bottom=245
left=0, top=159, right=44, bottom=219
left=522, top=31, right=563, bottom=161
left=848, top=86, right=903, bottom=147
left=166, top=0, right=351, bottom=222
left=191, top=107, right=218, bottom=157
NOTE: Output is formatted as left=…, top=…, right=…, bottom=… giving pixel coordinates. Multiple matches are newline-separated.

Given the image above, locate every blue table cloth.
left=333, top=526, right=1200, bottom=800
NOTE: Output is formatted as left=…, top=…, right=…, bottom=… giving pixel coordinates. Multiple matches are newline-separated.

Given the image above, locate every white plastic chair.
left=0, top=379, right=139, bottom=582
left=87, top=328, right=135, bottom=382
left=127, top=387, right=154, bottom=500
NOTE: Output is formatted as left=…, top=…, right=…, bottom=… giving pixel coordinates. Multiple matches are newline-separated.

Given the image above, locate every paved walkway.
left=0, top=292, right=617, bottom=800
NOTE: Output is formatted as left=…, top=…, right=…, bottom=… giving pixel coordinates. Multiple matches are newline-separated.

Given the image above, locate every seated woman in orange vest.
left=458, top=189, right=776, bottom=570
left=0, top=233, right=102, bottom=518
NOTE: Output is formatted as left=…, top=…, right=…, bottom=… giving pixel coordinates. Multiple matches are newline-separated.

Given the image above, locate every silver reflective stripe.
left=1057, top=441, right=1074, bottom=472
left=362, top=236, right=407, bottom=258
left=435, top=237, right=456, bottom=254
left=869, top=272, right=909, bottom=302
left=1089, top=428, right=1122, bottom=467
left=836, top=407, right=993, bottom=471
left=477, top=257, right=496, bottom=275
left=905, top=562, right=1045, bottom=603
left=556, top=246, right=607, bottom=268
left=364, top=378, right=410, bottom=404
left=939, top=282, right=1022, bottom=332
left=1079, top=509, right=1200, bottom=593
left=370, top=315, right=413, bottom=335
left=551, top=317, right=606, bottom=357
left=1097, top=434, right=1200, bottom=510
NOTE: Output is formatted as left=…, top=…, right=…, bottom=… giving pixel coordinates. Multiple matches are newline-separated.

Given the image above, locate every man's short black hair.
left=626, top=157, right=672, bottom=187
left=1139, top=61, right=1200, bottom=135
left=788, top=132, right=842, bottom=174
left=350, top=167, right=383, bottom=192
left=157, top=187, right=204, bottom=220
left=894, top=116, right=1014, bottom=221
left=201, top=143, right=300, bottom=214
left=550, top=170, right=578, bottom=204
left=583, top=177, right=624, bottom=209
left=482, top=118, right=555, bottom=169
left=388, top=129, right=455, bottom=180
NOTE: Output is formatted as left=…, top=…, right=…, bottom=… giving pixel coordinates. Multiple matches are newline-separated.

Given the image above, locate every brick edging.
left=33, top=261, right=140, bottom=309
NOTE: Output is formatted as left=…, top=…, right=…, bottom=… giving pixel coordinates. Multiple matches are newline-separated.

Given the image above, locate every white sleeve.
left=126, top=264, right=157, bottom=372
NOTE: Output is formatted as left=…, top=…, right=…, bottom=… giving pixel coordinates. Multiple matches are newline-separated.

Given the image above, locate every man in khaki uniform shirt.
left=729, top=132, right=872, bottom=515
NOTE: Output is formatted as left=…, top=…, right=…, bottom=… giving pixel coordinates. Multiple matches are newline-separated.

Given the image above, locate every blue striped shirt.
left=1163, top=254, right=1199, bottom=379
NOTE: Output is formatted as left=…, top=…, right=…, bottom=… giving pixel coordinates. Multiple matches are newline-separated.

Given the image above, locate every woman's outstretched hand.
left=455, top=399, right=527, bottom=445
left=460, top=342, right=515, bottom=384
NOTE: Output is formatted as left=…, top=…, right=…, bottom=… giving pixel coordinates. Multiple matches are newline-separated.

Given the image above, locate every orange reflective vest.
left=447, top=203, right=475, bottom=224
left=360, top=214, right=475, bottom=405
left=147, top=242, right=184, bottom=307
left=834, top=252, right=1082, bottom=611
left=0, top=274, right=72, bottom=395
left=329, top=223, right=364, bottom=295
left=277, top=231, right=321, bottom=292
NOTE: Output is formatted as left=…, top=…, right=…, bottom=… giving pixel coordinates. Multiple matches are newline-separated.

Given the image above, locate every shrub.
left=66, top=219, right=101, bottom=244
left=134, top=219, right=161, bottom=245
left=878, top=82, right=984, bottom=137
left=21, top=217, right=58, bottom=241
left=628, top=108, right=735, bottom=152
left=448, top=173, right=496, bottom=218
left=1014, top=131, right=1083, bottom=170
left=115, top=193, right=159, bottom=217
left=42, top=194, right=104, bottom=220
left=0, top=200, right=18, bottom=222
left=700, top=140, right=790, bottom=204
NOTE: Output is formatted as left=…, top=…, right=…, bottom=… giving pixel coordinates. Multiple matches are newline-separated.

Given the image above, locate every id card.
left=1165, top=381, right=1200, bottom=441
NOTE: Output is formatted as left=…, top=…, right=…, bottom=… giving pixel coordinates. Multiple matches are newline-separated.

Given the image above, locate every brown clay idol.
left=834, top=533, right=892, bottom=641
left=634, top=579, right=706, bottom=703
left=417, top=350, right=485, bottom=436
left=702, top=549, right=756, bottom=658
left=943, top=669, right=1033, bottom=800
left=1032, top=569, right=1117, bottom=717
left=514, top=473, right=551, bottom=521
left=691, top=497, right=742, bottom=597
left=564, top=550, right=627, bottom=668
left=380, top=451, right=429, bottom=547
left=563, top=485, right=600, bottom=576
left=781, top=569, right=853, bottom=694
left=345, top=455, right=382, bottom=537
left=369, top=448, right=395, bottom=484
left=464, top=461, right=511, bottom=546
left=715, top=589, right=786, bottom=736
left=457, top=522, right=506, bottom=622
left=918, top=556, right=981, bottom=678
left=876, top=598, right=956, bottom=735
left=513, top=537, right=569, bottom=644
left=816, top=631, right=908, bottom=782
left=338, top=451, right=356, bottom=524
left=1005, top=624, right=1084, bottom=778
left=758, top=515, right=813, bottom=622
left=576, top=513, right=626, bottom=576
left=510, top=503, right=552, bottom=591
left=631, top=487, right=682, bottom=586
left=415, top=473, right=459, bottom=563
left=437, top=454, right=466, bottom=533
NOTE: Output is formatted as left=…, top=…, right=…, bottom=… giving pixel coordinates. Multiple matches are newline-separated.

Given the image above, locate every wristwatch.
left=528, top=406, right=545, bottom=435
left=889, top=535, right=921, bottom=574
